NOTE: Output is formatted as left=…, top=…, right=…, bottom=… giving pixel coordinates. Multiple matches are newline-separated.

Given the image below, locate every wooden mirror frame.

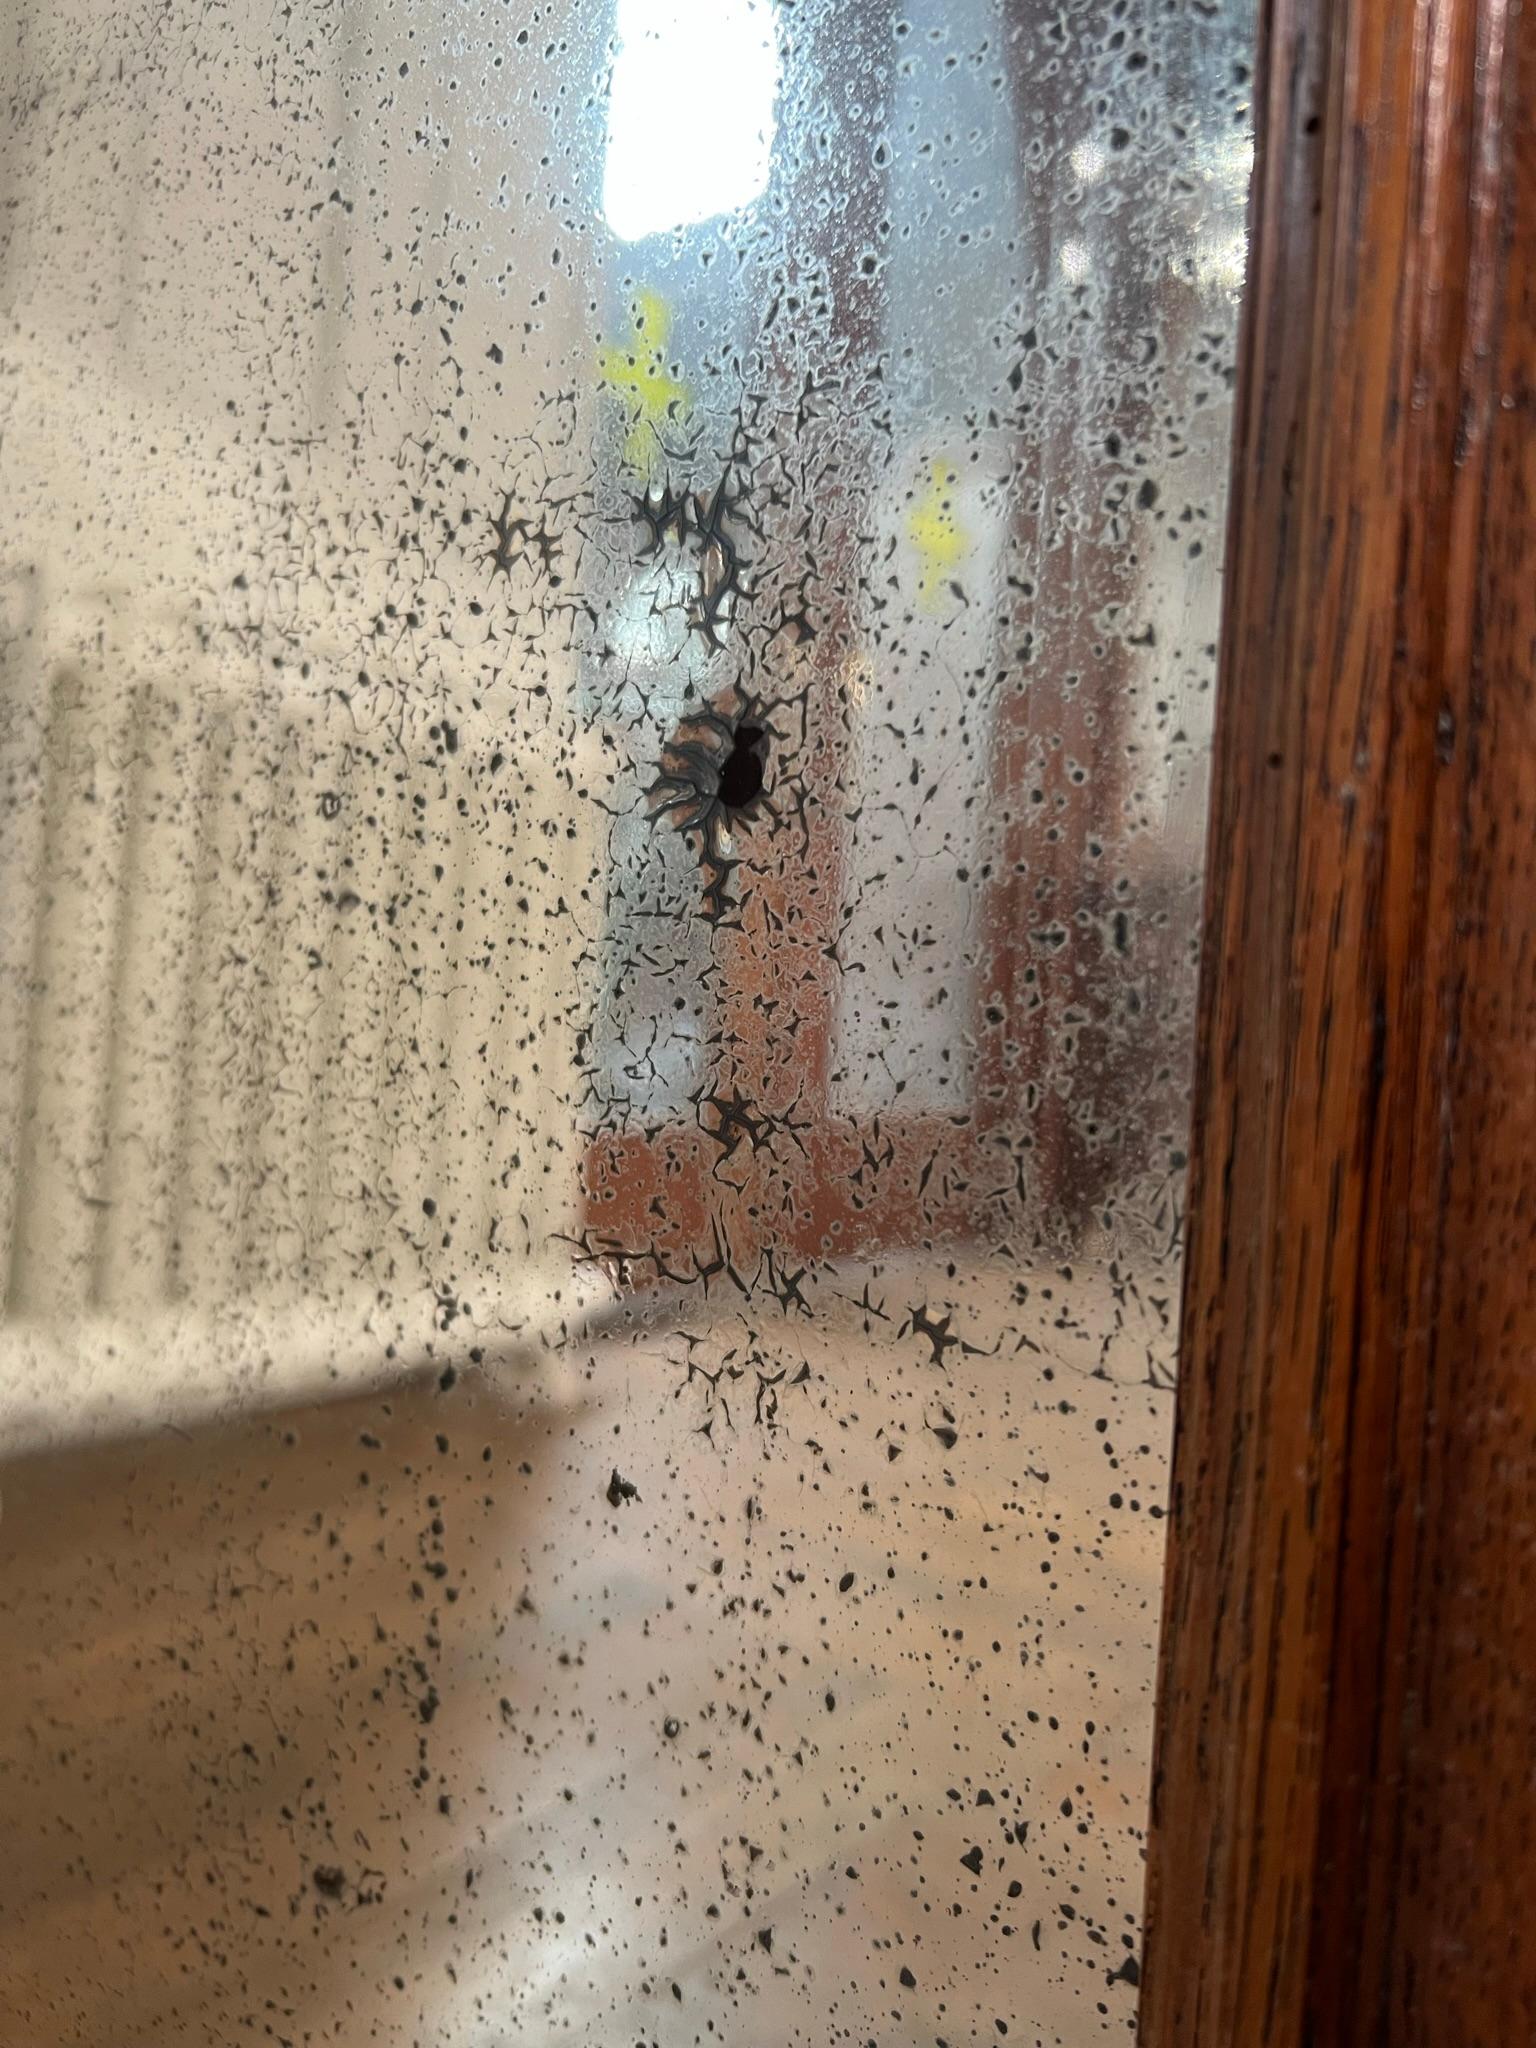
left=1141, top=0, right=1535, bottom=2041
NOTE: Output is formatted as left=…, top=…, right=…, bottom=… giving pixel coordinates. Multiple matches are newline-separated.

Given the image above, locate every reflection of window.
left=602, top=0, right=779, bottom=243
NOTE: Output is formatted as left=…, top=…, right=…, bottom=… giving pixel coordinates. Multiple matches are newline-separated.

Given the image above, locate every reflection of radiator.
left=0, top=594, right=594, bottom=1450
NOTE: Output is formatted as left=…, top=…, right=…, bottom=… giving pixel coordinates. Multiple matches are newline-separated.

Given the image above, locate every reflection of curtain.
left=0, top=582, right=598, bottom=1452
left=0, top=5, right=602, bottom=1449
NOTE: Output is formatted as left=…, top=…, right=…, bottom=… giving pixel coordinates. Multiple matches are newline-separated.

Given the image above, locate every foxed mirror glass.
left=0, top=3, right=1254, bottom=2041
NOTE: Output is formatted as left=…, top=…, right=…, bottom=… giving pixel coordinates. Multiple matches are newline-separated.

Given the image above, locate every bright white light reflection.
left=1060, top=238, right=1091, bottom=284
left=602, top=0, right=779, bottom=242
left=1069, top=137, right=1107, bottom=186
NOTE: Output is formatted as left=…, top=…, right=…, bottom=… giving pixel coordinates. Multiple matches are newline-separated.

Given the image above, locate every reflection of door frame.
left=581, top=5, right=1024, bottom=1277
left=1143, top=1, right=1536, bottom=2041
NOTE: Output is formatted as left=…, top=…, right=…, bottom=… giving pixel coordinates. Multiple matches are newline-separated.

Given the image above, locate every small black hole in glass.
left=717, top=725, right=765, bottom=810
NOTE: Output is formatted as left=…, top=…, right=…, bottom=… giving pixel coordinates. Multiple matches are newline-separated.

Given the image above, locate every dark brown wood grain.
left=1141, top=1, right=1536, bottom=2044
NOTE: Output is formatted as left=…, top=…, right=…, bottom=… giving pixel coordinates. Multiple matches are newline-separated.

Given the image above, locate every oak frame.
left=1142, top=1, right=1536, bottom=2042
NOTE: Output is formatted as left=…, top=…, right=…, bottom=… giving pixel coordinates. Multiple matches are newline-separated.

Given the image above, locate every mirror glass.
left=0, top=3, right=1255, bottom=2040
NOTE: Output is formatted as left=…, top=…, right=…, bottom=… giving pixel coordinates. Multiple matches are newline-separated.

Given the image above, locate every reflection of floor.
left=0, top=1257, right=1171, bottom=2046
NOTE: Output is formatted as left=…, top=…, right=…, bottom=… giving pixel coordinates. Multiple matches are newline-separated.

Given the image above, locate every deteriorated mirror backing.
left=0, top=2, right=1253, bottom=2042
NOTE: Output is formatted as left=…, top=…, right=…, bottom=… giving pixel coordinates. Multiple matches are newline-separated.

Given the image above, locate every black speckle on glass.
left=716, top=724, right=766, bottom=810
